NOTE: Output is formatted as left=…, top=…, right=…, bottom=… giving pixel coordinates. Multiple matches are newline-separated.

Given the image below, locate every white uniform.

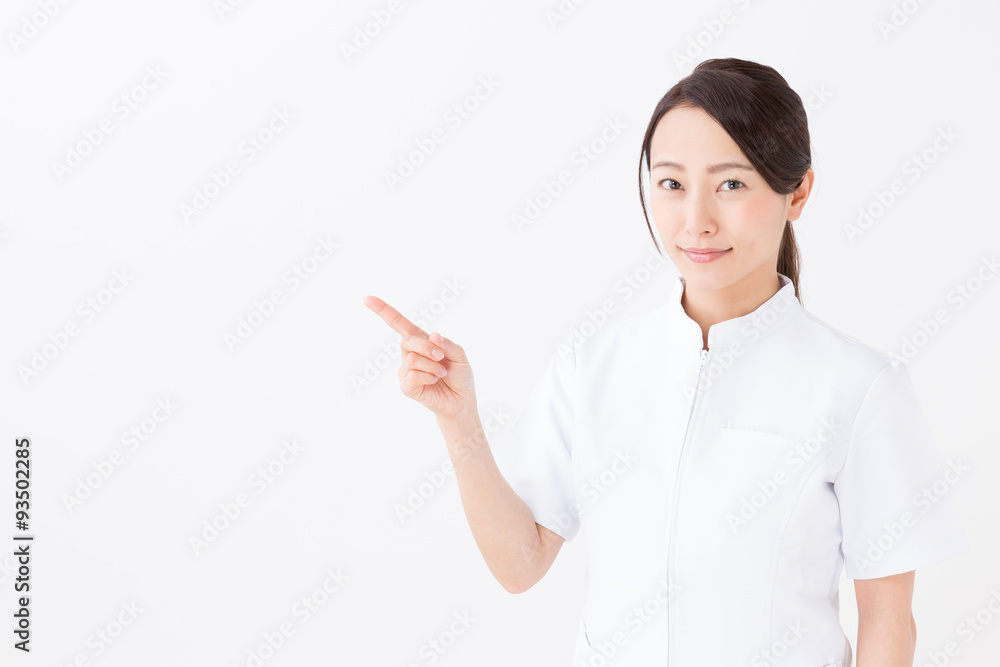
left=494, top=272, right=971, bottom=667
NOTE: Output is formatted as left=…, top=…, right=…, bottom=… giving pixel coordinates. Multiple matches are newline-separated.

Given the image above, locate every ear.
left=786, top=167, right=815, bottom=223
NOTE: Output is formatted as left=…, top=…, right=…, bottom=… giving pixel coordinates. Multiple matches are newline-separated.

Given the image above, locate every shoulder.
left=571, top=303, right=667, bottom=354
left=786, top=306, right=898, bottom=382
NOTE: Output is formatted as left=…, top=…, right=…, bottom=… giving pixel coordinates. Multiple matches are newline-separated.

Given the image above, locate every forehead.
left=650, top=105, right=745, bottom=164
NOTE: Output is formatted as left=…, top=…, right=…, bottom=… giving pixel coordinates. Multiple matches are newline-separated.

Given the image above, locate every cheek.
left=648, top=203, right=668, bottom=241
left=736, top=197, right=777, bottom=227
left=728, top=196, right=786, bottom=247
left=650, top=199, right=682, bottom=235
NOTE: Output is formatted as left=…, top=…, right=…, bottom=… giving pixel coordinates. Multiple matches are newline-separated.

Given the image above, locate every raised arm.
left=363, top=295, right=564, bottom=593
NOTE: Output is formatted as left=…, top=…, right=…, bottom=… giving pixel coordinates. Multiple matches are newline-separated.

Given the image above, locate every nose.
left=683, top=189, right=718, bottom=237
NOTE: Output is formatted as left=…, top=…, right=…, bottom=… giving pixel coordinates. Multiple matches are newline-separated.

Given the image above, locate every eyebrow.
left=651, top=160, right=754, bottom=174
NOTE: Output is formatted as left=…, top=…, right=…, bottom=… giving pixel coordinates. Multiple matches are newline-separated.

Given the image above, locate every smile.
left=681, top=248, right=730, bottom=263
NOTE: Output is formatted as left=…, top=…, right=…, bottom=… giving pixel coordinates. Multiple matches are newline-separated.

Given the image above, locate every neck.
left=681, top=268, right=783, bottom=350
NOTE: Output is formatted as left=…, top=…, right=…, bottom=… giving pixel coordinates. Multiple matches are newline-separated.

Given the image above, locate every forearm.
left=856, top=611, right=916, bottom=667
left=436, top=405, right=545, bottom=593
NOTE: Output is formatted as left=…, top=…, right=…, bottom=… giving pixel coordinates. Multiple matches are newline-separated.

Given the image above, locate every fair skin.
left=363, top=102, right=919, bottom=662
left=648, top=103, right=807, bottom=350
left=650, top=104, right=916, bottom=665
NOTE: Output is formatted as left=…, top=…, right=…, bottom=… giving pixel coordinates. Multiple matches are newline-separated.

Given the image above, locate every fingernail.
left=431, top=348, right=444, bottom=360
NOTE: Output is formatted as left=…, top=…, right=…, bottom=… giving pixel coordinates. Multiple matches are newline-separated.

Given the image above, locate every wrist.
left=437, top=405, right=489, bottom=460
left=436, top=400, right=479, bottom=430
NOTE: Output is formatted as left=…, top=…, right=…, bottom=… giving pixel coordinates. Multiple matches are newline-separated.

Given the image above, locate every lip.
left=681, top=247, right=730, bottom=263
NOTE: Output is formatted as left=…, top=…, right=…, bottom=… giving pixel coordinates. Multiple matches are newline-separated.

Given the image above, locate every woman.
left=363, top=58, right=970, bottom=667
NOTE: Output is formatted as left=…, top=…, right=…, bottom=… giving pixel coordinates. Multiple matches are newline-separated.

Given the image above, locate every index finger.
left=362, top=295, right=428, bottom=339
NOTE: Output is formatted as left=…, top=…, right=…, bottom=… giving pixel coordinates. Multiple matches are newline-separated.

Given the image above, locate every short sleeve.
left=834, top=357, right=972, bottom=579
left=493, top=345, right=580, bottom=542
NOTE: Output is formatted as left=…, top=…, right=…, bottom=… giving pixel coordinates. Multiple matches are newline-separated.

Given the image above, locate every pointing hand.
left=362, top=295, right=476, bottom=421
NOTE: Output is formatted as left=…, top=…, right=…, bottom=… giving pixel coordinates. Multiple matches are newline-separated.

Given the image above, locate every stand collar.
left=666, top=272, right=802, bottom=351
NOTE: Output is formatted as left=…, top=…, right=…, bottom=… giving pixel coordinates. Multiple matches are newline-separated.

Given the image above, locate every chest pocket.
left=704, top=413, right=847, bottom=489
left=676, top=418, right=848, bottom=542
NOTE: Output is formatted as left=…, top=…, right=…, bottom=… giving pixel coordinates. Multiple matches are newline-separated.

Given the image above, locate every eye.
left=721, top=179, right=745, bottom=191
left=658, top=178, right=681, bottom=190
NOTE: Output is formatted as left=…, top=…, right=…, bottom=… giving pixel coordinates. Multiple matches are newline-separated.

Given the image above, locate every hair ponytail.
left=777, top=221, right=801, bottom=301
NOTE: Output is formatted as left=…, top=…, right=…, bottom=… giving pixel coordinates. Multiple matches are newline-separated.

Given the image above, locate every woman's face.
left=648, top=104, right=809, bottom=294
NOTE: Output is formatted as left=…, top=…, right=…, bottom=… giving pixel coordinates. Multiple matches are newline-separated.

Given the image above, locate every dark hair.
left=638, top=58, right=811, bottom=302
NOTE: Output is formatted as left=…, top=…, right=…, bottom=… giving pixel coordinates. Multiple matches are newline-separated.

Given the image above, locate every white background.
left=1, top=0, right=998, bottom=665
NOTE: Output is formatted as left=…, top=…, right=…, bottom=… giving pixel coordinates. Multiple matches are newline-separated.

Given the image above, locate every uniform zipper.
left=666, top=346, right=708, bottom=666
